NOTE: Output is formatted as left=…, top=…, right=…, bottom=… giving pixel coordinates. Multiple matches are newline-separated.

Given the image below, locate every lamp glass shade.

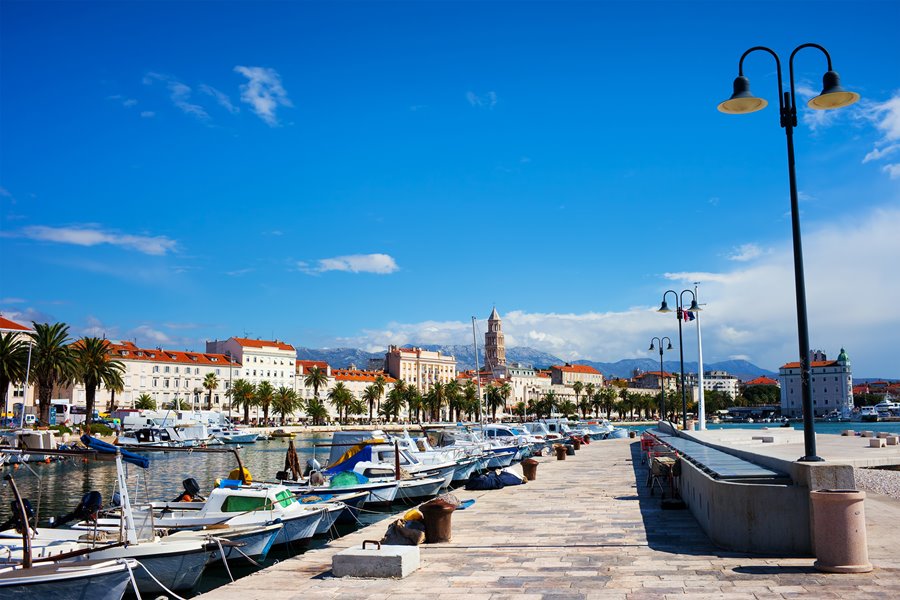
left=648, top=344, right=655, bottom=352
left=658, top=301, right=672, bottom=313
left=808, top=71, right=860, bottom=110
left=717, top=76, right=768, bottom=114
left=667, top=343, right=674, bottom=351
left=688, top=300, right=701, bottom=312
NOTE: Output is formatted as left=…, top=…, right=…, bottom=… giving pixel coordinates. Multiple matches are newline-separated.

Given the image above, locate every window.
left=153, top=366, right=160, bottom=373
left=152, top=378, right=159, bottom=387
left=165, top=366, right=170, bottom=373
left=175, top=367, right=180, bottom=373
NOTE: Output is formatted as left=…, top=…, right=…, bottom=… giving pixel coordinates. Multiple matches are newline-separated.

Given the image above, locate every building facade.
left=484, top=307, right=507, bottom=376
left=632, top=371, right=677, bottom=392
left=550, top=364, right=604, bottom=387
left=1, top=316, right=35, bottom=413
left=60, top=341, right=240, bottom=409
left=207, top=337, right=296, bottom=394
left=385, top=345, right=456, bottom=393
left=779, top=348, right=854, bottom=418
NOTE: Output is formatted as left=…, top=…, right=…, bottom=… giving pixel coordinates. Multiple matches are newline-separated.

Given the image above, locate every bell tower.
left=484, top=307, right=506, bottom=373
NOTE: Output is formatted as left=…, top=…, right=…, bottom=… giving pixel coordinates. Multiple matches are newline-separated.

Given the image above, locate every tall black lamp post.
left=658, top=290, right=700, bottom=429
left=648, top=336, right=673, bottom=421
left=718, top=43, right=859, bottom=462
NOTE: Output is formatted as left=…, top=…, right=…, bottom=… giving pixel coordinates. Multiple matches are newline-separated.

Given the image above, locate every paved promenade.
left=197, top=439, right=900, bottom=599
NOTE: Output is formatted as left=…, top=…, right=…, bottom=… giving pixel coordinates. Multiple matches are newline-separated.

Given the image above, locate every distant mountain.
left=294, top=346, right=775, bottom=381
left=573, top=358, right=777, bottom=381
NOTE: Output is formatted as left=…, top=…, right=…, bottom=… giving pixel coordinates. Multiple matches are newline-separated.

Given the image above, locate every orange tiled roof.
left=296, top=360, right=329, bottom=375
left=744, top=376, right=779, bottom=386
left=232, top=337, right=295, bottom=351
left=635, top=371, right=676, bottom=379
left=551, top=364, right=602, bottom=375
left=332, top=369, right=396, bottom=383
left=0, top=316, right=31, bottom=331
left=779, top=360, right=837, bottom=369
left=108, top=342, right=239, bottom=367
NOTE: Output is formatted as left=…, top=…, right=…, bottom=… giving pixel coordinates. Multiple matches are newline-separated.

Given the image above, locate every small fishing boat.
left=270, top=429, right=296, bottom=439
left=0, top=558, right=138, bottom=600
left=209, top=426, right=258, bottom=444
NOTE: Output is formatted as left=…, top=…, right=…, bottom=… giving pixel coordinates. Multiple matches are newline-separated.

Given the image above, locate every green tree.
left=600, top=387, right=618, bottom=418
left=406, top=387, right=424, bottom=423
left=305, top=397, right=328, bottom=425
left=426, top=381, right=447, bottom=421
left=572, top=381, right=584, bottom=411
left=347, top=396, right=366, bottom=420
left=499, top=382, right=511, bottom=414
left=203, top=372, right=219, bottom=411
left=327, top=382, right=353, bottom=423
left=362, top=384, right=379, bottom=422
left=460, top=380, right=478, bottom=422
left=170, top=397, right=191, bottom=410
left=135, top=393, right=156, bottom=410
left=273, top=386, right=301, bottom=425
left=381, top=382, right=407, bottom=421
left=486, top=384, right=504, bottom=421
left=559, top=399, right=577, bottom=417
left=444, top=379, right=461, bottom=423
left=255, top=380, right=275, bottom=424
left=29, top=322, right=77, bottom=423
left=228, top=379, right=256, bottom=424
left=739, top=385, right=780, bottom=406
left=584, top=382, right=595, bottom=409
left=373, top=374, right=387, bottom=415
left=73, top=337, right=125, bottom=426
left=0, top=332, right=29, bottom=419
left=512, top=401, right=526, bottom=418
left=106, top=375, right=124, bottom=412
left=304, top=366, right=328, bottom=399
left=541, top=390, right=558, bottom=418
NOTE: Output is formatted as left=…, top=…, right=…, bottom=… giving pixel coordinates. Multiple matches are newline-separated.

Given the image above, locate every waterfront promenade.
left=196, top=439, right=900, bottom=599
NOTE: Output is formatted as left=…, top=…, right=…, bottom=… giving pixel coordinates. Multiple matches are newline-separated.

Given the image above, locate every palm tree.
left=601, top=387, right=618, bottom=418
left=512, top=401, right=526, bottom=418
left=327, top=382, right=353, bottom=423
left=499, top=381, right=512, bottom=415
left=444, top=379, right=460, bottom=422
left=461, top=380, right=478, bottom=422
left=107, top=375, right=124, bottom=412
left=584, top=382, right=595, bottom=411
left=362, top=384, right=379, bottom=422
left=347, top=396, right=366, bottom=421
left=542, top=390, right=558, bottom=418
left=203, top=372, right=219, bottom=411
left=572, top=381, right=584, bottom=411
left=381, top=385, right=406, bottom=422
left=273, top=386, right=300, bottom=425
left=559, top=399, right=577, bottom=418
left=305, top=398, right=328, bottom=425
left=373, top=374, right=387, bottom=415
left=170, top=397, right=191, bottom=410
left=304, top=366, right=328, bottom=399
left=0, top=332, right=28, bottom=420
left=427, top=381, right=447, bottom=422
left=29, top=322, right=77, bottom=424
left=135, top=393, right=156, bottom=410
left=578, top=395, right=591, bottom=418
left=228, top=379, right=256, bottom=424
left=255, top=381, right=275, bottom=424
left=405, top=387, right=424, bottom=423
left=486, top=384, right=504, bottom=421
left=73, top=337, right=125, bottom=426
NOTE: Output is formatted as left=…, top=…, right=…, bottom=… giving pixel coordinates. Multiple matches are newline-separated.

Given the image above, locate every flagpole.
left=695, top=282, right=706, bottom=430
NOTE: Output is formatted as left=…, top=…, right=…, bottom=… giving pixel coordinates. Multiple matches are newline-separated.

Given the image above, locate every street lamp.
left=659, top=290, right=701, bottom=429
left=648, top=337, right=673, bottom=422
left=718, top=43, right=859, bottom=462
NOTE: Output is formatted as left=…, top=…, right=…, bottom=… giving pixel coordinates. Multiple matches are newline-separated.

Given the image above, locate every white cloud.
left=140, top=111, right=155, bottom=118
left=234, top=66, right=292, bottom=126
left=199, top=84, right=239, bottom=114
left=144, top=72, right=209, bottom=120
left=862, top=143, right=899, bottom=163
left=795, top=82, right=839, bottom=132
left=0, top=297, right=25, bottom=304
left=883, top=164, right=900, bottom=179
left=339, top=207, right=900, bottom=375
left=728, top=243, right=764, bottom=262
left=131, top=325, right=172, bottom=345
left=466, top=91, right=498, bottom=109
left=0, top=186, right=12, bottom=198
left=860, top=91, right=900, bottom=177
left=15, top=225, right=177, bottom=255
left=300, top=253, right=399, bottom=275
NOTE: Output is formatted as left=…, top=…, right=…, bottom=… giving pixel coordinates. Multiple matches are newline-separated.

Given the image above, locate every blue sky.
left=1, top=1, right=899, bottom=376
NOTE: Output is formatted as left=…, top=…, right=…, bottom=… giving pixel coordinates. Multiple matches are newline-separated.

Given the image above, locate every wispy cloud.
left=199, top=84, right=239, bottom=114
left=860, top=91, right=900, bottom=178
left=107, top=94, right=138, bottom=108
left=466, top=90, right=498, bottom=109
left=795, top=82, right=839, bottom=132
left=144, top=72, right=209, bottom=120
left=0, top=186, right=12, bottom=198
left=0, top=297, right=25, bottom=304
left=225, top=268, right=254, bottom=276
left=140, top=111, right=155, bottom=118
left=298, top=253, right=399, bottom=275
left=12, top=225, right=177, bottom=255
left=728, top=243, right=764, bottom=262
left=234, top=66, right=292, bottom=126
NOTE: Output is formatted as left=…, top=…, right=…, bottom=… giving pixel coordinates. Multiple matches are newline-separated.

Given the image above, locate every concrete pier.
left=196, top=438, right=900, bottom=599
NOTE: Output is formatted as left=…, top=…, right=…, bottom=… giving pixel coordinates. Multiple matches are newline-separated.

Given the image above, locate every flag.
left=685, top=311, right=696, bottom=322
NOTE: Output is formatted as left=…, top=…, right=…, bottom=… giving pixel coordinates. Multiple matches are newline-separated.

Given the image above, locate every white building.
left=60, top=341, right=239, bottom=409
left=1, top=316, right=35, bottom=414
left=385, top=345, right=456, bottom=393
left=697, top=370, right=740, bottom=399
left=779, top=348, right=853, bottom=418
left=207, top=337, right=296, bottom=393
left=550, top=364, right=604, bottom=387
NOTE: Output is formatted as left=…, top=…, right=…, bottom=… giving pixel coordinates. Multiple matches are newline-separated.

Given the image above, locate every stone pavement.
left=196, top=439, right=900, bottom=599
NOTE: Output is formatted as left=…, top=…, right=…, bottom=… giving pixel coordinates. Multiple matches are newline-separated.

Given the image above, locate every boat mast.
left=471, top=316, right=484, bottom=427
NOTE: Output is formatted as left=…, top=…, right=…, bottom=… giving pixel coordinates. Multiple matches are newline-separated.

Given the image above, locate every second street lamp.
left=648, top=336, right=673, bottom=422
left=718, top=43, right=859, bottom=462
left=659, top=289, right=700, bottom=429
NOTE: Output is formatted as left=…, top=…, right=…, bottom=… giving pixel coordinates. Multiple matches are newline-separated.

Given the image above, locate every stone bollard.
left=810, top=490, right=872, bottom=573
left=877, top=432, right=891, bottom=438
left=860, top=431, right=875, bottom=438
left=842, top=430, right=855, bottom=436
left=869, top=438, right=887, bottom=448
left=886, top=436, right=899, bottom=446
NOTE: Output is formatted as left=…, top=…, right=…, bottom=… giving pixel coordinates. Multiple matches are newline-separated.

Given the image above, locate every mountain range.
left=295, top=345, right=778, bottom=381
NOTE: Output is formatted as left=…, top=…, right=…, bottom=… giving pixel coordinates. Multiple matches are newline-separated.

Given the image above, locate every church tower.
left=484, top=306, right=506, bottom=373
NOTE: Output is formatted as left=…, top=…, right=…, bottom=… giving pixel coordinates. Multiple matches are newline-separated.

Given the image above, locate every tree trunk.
left=244, top=404, right=250, bottom=424
left=85, top=384, right=96, bottom=426
left=39, top=385, right=52, bottom=424
left=207, top=391, right=213, bottom=411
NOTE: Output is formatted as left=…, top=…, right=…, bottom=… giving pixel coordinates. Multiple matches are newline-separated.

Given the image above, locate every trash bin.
left=572, top=439, right=582, bottom=450
left=810, top=489, right=872, bottom=573
left=629, top=430, right=637, bottom=439
left=566, top=444, right=576, bottom=456
left=554, top=444, right=567, bottom=460
left=420, top=498, right=456, bottom=543
left=521, top=458, right=539, bottom=481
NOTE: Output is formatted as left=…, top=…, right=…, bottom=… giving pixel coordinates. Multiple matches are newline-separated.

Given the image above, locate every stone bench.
left=869, top=438, right=887, bottom=448
left=860, top=431, right=875, bottom=438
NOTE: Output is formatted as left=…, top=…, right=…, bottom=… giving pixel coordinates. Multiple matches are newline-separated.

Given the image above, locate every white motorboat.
left=0, top=558, right=138, bottom=600
left=209, top=426, right=259, bottom=444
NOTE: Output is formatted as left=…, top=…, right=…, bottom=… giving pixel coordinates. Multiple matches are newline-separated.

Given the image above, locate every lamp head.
left=667, top=342, right=674, bottom=351
left=658, top=300, right=672, bottom=313
left=648, top=343, right=655, bottom=352
left=718, top=76, right=768, bottom=114
left=808, top=70, right=860, bottom=110
left=688, top=299, right=701, bottom=312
